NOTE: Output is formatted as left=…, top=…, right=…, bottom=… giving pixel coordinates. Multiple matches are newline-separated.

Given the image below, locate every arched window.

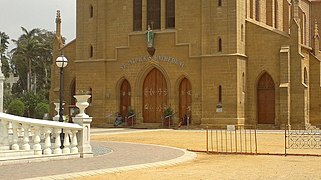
left=241, top=24, right=244, bottom=42
left=218, top=0, right=222, bottom=6
left=133, top=0, right=142, bottom=31
left=274, top=0, right=278, bottom=28
left=242, top=72, right=245, bottom=92
left=255, top=0, right=260, bottom=21
left=147, top=0, right=161, bottom=29
left=166, top=0, right=175, bottom=28
left=89, top=5, right=94, bottom=18
left=218, top=38, right=222, bottom=52
left=218, top=85, right=222, bottom=103
left=302, top=13, right=307, bottom=45
left=304, top=67, right=308, bottom=85
left=89, top=45, right=93, bottom=58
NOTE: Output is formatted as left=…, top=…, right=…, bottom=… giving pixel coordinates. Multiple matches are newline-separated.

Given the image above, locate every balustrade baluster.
left=11, top=122, right=19, bottom=150
left=22, top=124, right=30, bottom=150
left=0, top=120, right=9, bottom=146
left=33, top=126, right=42, bottom=155
left=63, top=129, right=71, bottom=154
left=43, top=128, right=52, bottom=155
left=71, top=130, right=78, bottom=153
left=54, top=128, right=62, bottom=154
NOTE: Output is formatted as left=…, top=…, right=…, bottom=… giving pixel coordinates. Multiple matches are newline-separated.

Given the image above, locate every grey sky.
left=0, top=0, right=76, bottom=50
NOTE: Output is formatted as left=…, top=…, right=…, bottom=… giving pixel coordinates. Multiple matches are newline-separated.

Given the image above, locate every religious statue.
left=146, top=25, right=154, bottom=48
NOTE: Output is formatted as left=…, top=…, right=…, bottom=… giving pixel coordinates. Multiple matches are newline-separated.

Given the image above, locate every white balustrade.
left=22, top=124, right=30, bottom=150
left=43, top=128, right=52, bottom=155
left=0, top=95, right=92, bottom=160
left=54, top=128, right=62, bottom=155
left=33, top=126, right=42, bottom=155
left=63, top=129, right=71, bottom=154
left=11, top=122, right=19, bottom=150
left=71, top=130, right=78, bottom=153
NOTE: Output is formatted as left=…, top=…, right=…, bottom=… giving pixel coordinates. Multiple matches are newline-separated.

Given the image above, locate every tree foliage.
left=1, top=28, right=55, bottom=118
left=7, top=99, right=25, bottom=116
left=11, top=27, right=54, bottom=94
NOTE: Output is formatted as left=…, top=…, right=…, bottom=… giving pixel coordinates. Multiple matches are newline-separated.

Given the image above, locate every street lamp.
left=56, top=55, right=68, bottom=122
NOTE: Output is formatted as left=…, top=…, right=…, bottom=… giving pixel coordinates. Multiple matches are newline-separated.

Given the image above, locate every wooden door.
left=179, top=78, right=192, bottom=125
left=257, top=73, right=275, bottom=124
left=143, top=68, right=167, bottom=123
left=120, top=79, right=131, bottom=118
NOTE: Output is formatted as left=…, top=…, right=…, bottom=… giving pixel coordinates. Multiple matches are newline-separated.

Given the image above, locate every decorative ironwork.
left=286, top=128, right=321, bottom=149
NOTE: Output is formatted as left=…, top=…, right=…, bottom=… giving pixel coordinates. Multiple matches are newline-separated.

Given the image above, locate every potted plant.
left=164, top=107, right=173, bottom=118
left=126, top=107, right=135, bottom=126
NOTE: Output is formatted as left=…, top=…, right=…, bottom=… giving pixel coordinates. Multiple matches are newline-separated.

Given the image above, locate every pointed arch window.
left=219, top=38, right=222, bottom=52
left=89, top=45, right=93, bottom=58
left=255, top=0, right=260, bottom=21
left=166, top=0, right=175, bottom=28
left=218, top=85, right=222, bottom=103
left=147, top=0, right=161, bottom=29
left=304, top=67, right=308, bottom=85
left=89, top=5, right=94, bottom=18
left=274, top=0, right=278, bottom=28
left=218, top=0, right=222, bottom=6
left=133, top=0, right=142, bottom=31
left=241, top=24, right=244, bottom=42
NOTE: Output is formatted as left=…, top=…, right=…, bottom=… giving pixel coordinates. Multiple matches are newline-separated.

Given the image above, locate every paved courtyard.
left=0, top=129, right=196, bottom=180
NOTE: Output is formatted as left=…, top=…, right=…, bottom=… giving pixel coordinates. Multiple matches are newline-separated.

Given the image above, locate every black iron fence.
left=206, top=125, right=257, bottom=154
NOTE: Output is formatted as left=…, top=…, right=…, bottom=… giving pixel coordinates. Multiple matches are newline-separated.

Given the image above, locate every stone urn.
left=74, top=95, right=91, bottom=118
left=53, top=102, right=64, bottom=121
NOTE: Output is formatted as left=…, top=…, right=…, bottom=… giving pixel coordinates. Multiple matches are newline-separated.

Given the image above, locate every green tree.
left=11, top=27, right=54, bottom=94
left=0, top=31, right=11, bottom=78
left=34, top=102, right=49, bottom=119
left=7, top=99, right=25, bottom=116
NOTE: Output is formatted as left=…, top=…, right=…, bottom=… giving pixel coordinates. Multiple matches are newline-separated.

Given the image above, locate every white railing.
left=0, top=112, right=84, bottom=156
left=0, top=95, right=93, bottom=159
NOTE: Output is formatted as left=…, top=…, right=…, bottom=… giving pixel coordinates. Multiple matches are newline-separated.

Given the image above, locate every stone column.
left=73, top=117, right=93, bottom=158
left=72, top=94, right=93, bottom=158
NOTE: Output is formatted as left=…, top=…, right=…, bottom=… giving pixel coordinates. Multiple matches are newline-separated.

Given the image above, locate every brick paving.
left=0, top=128, right=196, bottom=180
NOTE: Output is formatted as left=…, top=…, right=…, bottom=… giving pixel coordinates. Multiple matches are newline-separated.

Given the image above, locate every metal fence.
left=285, top=125, right=321, bottom=155
left=206, top=125, right=257, bottom=154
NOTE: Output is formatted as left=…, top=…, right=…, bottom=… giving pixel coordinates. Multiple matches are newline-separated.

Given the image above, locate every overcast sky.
left=0, top=0, right=76, bottom=50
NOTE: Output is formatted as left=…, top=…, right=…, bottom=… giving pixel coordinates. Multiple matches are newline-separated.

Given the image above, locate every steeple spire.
left=55, top=10, right=63, bottom=48
left=314, top=20, right=320, bottom=55
left=56, top=10, right=61, bottom=38
left=291, top=0, right=300, bottom=23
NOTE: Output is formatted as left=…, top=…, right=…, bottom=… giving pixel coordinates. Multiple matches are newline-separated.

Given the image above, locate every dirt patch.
left=77, top=130, right=321, bottom=179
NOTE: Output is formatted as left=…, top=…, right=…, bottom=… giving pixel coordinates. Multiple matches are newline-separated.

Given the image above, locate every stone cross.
left=5, top=73, right=19, bottom=90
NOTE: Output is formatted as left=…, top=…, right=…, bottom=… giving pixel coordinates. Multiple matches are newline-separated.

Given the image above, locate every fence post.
left=206, top=126, right=209, bottom=153
left=284, top=125, right=287, bottom=156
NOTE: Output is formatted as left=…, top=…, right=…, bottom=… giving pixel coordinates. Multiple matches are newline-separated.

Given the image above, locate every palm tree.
left=11, top=27, right=52, bottom=93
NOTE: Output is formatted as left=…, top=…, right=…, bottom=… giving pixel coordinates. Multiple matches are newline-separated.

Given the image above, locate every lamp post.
left=56, top=55, right=68, bottom=122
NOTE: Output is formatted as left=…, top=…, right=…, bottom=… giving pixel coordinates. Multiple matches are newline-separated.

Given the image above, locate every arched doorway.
left=257, top=72, right=275, bottom=124
left=179, top=78, right=192, bottom=125
left=120, top=79, right=131, bottom=118
left=143, top=68, right=167, bottom=123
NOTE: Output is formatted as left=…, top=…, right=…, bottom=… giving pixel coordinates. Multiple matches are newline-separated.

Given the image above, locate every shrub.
left=7, top=99, right=25, bottom=116
left=34, top=102, right=49, bottom=119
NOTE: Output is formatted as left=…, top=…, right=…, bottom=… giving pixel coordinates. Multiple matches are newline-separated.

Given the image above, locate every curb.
left=23, top=143, right=197, bottom=180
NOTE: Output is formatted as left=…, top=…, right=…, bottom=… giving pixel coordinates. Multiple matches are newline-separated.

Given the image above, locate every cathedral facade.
left=50, top=0, right=321, bottom=129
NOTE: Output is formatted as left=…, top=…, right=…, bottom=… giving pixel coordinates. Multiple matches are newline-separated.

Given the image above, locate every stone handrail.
left=0, top=112, right=92, bottom=158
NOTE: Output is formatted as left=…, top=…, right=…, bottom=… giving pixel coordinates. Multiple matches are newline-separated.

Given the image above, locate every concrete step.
left=0, top=145, right=10, bottom=151
left=0, top=149, right=34, bottom=158
left=0, top=153, right=80, bottom=166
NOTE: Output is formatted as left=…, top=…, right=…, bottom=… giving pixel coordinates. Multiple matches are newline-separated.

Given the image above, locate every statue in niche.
left=146, top=25, right=156, bottom=56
